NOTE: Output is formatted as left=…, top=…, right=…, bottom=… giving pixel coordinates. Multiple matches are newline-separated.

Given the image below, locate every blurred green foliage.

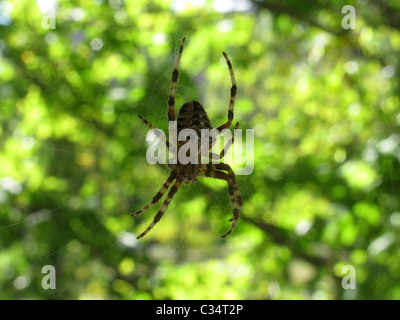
left=1, top=0, right=400, bottom=299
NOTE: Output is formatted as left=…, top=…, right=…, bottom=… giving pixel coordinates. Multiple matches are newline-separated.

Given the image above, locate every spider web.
left=0, top=0, right=331, bottom=299
left=0, top=17, right=237, bottom=299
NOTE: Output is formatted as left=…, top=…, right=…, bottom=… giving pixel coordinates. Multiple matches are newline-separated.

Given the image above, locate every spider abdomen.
left=177, top=101, right=213, bottom=134
left=177, top=100, right=215, bottom=162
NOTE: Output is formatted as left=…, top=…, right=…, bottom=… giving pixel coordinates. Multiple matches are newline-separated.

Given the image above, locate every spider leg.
left=199, top=165, right=242, bottom=238
left=200, top=163, right=243, bottom=218
left=136, top=178, right=182, bottom=239
left=168, top=37, right=186, bottom=122
left=131, top=170, right=178, bottom=217
left=209, top=122, right=239, bottom=161
left=137, top=114, right=171, bottom=149
left=216, top=52, right=236, bottom=132
left=212, top=164, right=243, bottom=214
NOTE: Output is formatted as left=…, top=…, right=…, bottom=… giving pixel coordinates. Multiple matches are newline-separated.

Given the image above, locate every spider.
left=132, top=37, right=243, bottom=239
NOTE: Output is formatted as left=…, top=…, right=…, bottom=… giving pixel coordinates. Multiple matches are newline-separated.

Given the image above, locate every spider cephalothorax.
left=132, top=37, right=242, bottom=239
